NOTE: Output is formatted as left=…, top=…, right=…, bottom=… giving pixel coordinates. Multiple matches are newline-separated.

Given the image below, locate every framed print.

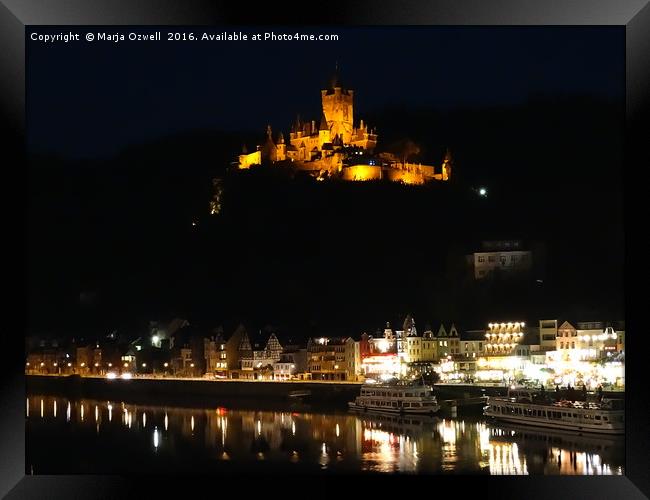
left=2, top=0, right=649, bottom=498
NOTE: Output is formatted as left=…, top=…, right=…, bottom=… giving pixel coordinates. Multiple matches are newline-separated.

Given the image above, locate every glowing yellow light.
left=80, top=362, right=85, bottom=367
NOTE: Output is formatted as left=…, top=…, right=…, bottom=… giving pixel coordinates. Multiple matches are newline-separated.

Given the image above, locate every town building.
left=307, top=336, right=357, bottom=381
left=273, top=349, right=308, bottom=380
left=539, top=319, right=558, bottom=350
left=467, top=240, right=533, bottom=280
left=204, top=330, right=228, bottom=378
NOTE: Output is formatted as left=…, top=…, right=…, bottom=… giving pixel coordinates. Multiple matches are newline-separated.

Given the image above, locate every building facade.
left=307, top=337, right=356, bottom=381
left=469, top=240, right=532, bottom=280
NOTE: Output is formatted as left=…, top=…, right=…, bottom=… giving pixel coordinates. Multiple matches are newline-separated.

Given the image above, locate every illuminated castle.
left=236, top=71, right=452, bottom=185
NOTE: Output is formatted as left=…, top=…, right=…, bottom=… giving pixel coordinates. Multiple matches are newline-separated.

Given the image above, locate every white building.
left=539, top=319, right=558, bottom=350
left=469, top=240, right=532, bottom=280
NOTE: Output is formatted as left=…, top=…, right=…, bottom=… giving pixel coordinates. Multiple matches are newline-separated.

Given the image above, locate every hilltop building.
left=235, top=69, right=453, bottom=185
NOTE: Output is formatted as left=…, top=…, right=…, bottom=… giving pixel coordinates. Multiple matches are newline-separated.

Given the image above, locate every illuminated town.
left=25, top=315, right=624, bottom=391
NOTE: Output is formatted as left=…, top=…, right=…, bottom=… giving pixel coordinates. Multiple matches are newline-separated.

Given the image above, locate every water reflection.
left=26, top=395, right=624, bottom=475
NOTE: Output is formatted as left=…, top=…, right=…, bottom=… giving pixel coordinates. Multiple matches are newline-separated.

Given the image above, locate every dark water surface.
left=25, top=394, right=624, bottom=475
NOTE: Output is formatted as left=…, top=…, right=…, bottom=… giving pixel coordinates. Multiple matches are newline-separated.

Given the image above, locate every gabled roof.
left=558, top=320, right=576, bottom=331
left=319, top=113, right=329, bottom=131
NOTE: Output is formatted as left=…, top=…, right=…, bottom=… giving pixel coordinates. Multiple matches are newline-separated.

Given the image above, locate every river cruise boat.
left=348, top=380, right=440, bottom=415
left=484, top=388, right=624, bottom=435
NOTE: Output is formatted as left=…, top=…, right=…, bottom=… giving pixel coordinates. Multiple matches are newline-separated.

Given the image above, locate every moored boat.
left=484, top=388, right=624, bottom=435
left=348, top=380, right=440, bottom=415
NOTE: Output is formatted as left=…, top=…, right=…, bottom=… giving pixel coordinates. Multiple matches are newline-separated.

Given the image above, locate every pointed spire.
left=266, top=124, right=272, bottom=139
left=319, top=113, right=329, bottom=131
left=277, top=132, right=285, bottom=144
left=292, top=114, right=302, bottom=133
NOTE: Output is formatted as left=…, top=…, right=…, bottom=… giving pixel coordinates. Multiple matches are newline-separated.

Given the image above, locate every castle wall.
left=239, top=150, right=261, bottom=169
left=342, top=164, right=382, bottom=181
left=384, top=168, right=424, bottom=185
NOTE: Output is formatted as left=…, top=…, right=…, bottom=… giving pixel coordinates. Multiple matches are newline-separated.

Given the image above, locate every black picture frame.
left=2, top=0, right=648, bottom=498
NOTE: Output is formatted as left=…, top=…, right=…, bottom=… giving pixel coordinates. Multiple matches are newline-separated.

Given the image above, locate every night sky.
left=28, top=27, right=623, bottom=159
left=27, top=27, right=625, bottom=342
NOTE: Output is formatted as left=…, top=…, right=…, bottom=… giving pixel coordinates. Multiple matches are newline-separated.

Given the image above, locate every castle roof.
left=323, top=64, right=351, bottom=95
left=319, top=113, right=329, bottom=131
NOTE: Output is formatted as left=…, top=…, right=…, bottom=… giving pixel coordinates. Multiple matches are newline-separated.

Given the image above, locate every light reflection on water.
left=26, top=395, right=624, bottom=475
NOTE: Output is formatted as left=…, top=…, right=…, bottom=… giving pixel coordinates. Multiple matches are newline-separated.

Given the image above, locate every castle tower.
left=321, top=66, right=354, bottom=145
left=276, top=132, right=286, bottom=161
left=441, top=148, right=453, bottom=181
left=260, top=125, right=277, bottom=162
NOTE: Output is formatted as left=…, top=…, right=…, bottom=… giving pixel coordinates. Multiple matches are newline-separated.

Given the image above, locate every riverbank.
left=26, top=374, right=362, bottom=411
left=25, top=375, right=623, bottom=413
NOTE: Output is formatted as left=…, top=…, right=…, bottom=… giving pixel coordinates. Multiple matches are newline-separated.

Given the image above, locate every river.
left=25, top=394, right=624, bottom=475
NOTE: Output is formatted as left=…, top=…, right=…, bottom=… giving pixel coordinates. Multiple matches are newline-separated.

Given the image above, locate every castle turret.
left=260, top=125, right=277, bottom=162
left=321, top=65, right=354, bottom=144
left=441, top=148, right=453, bottom=181
left=276, top=132, right=286, bottom=161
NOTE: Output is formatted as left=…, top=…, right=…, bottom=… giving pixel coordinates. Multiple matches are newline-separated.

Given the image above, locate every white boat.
left=348, top=380, right=440, bottom=415
left=484, top=388, right=624, bottom=435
